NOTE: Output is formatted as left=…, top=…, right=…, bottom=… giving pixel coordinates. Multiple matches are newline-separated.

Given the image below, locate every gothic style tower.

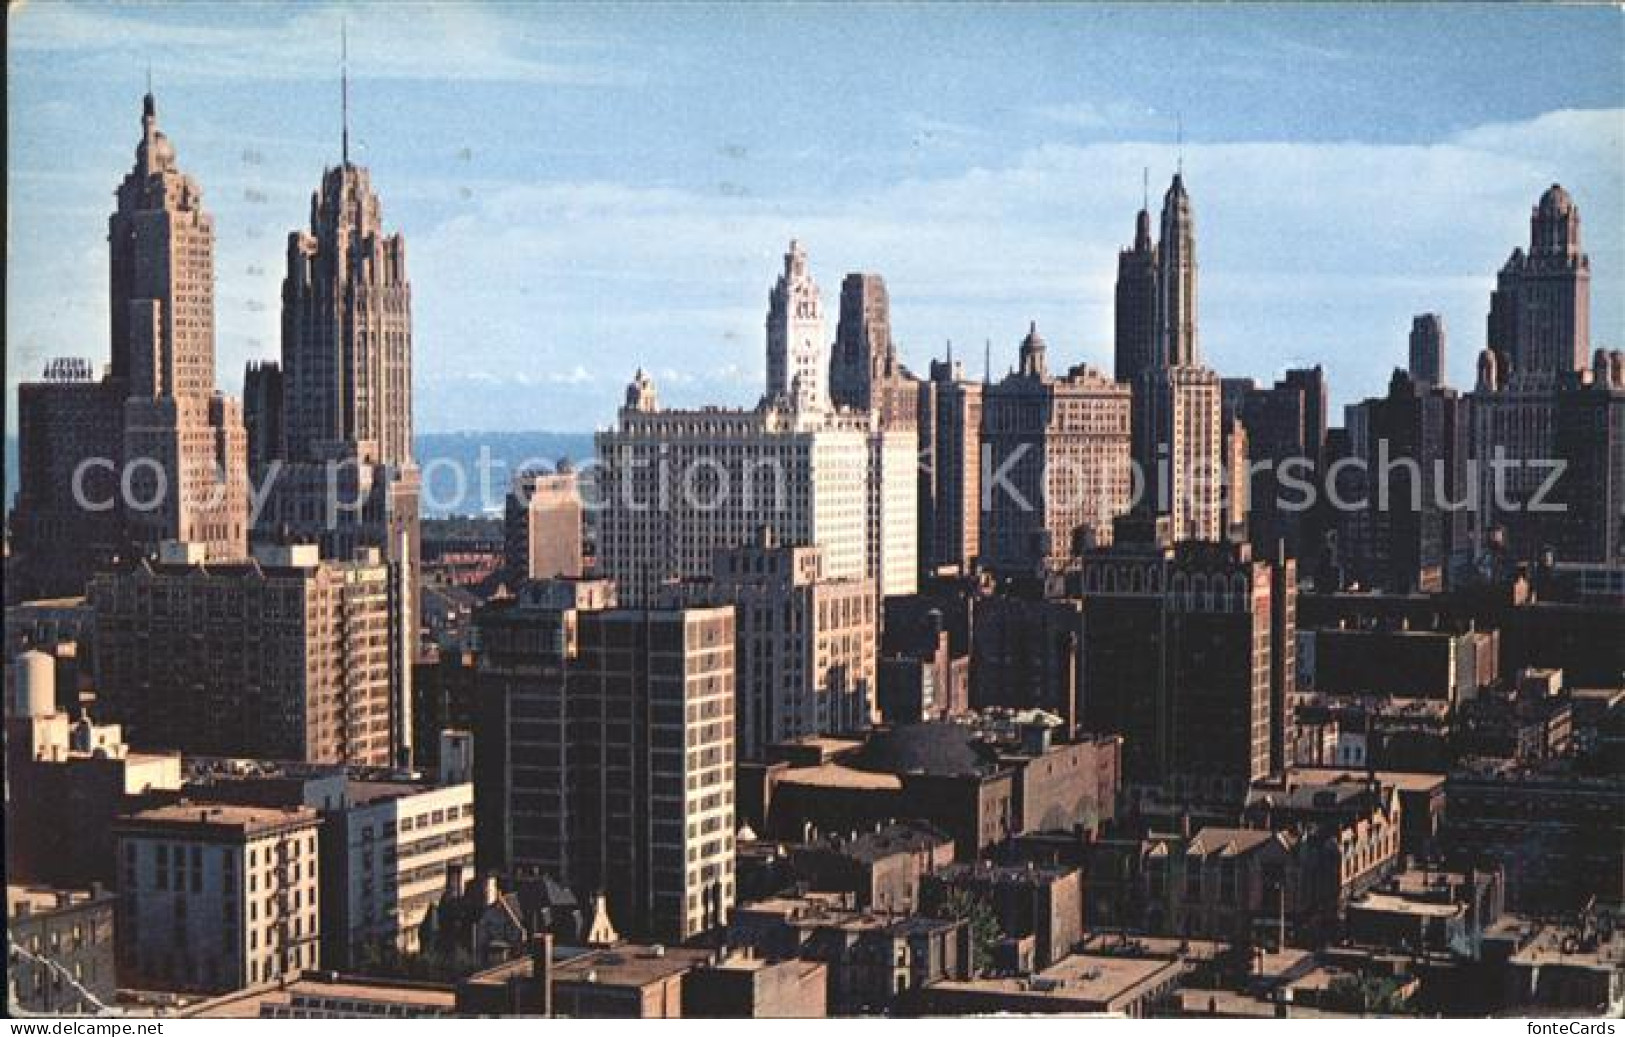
left=110, top=92, right=217, bottom=397
left=1155, top=173, right=1199, bottom=369
left=1114, top=204, right=1158, bottom=383
left=830, top=272, right=893, bottom=411
left=1133, top=172, right=1222, bottom=543
left=281, top=142, right=413, bottom=464
left=1487, top=184, right=1590, bottom=384
left=765, top=239, right=828, bottom=412
left=112, top=91, right=249, bottom=559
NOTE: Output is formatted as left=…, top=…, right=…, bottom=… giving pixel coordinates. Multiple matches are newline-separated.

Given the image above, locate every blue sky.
left=8, top=2, right=1623, bottom=433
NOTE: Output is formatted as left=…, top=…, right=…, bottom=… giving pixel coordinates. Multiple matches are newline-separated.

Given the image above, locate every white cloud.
left=8, top=2, right=631, bottom=85
left=401, top=107, right=1622, bottom=429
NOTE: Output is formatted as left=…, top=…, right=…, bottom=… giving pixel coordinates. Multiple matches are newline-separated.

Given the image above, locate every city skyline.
left=8, top=2, right=1624, bottom=435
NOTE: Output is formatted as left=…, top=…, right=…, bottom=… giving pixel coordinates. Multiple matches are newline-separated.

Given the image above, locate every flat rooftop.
left=117, top=802, right=318, bottom=835
left=929, top=952, right=1183, bottom=1010
left=552, top=945, right=714, bottom=988
left=778, top=762, right=903, bottom=791
left=1291, top=767, right=1446, bottom=793
left=1351, top=892, right=1462, bottom=919
left=185, top=975, right=457, bottom=1018
left=8, top=885, right=112, bottom=917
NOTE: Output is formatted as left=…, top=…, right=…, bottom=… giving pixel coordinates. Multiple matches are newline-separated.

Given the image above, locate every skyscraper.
left=1236, top=366, right=1330, bottom=561
left=251, top=56, right=421, bottom=763
left=918, top=351, right=984, bottom=574
left=1114, top=206, right=1158, bottom=384
left=1066, top=520, right=1292, bottom=810
left=1471, top=184, right=1593, bottom=562
left=475, top=580, right=736, bottom=941
left=243, top=360, right=285, bottom=468
left=1487, top=184, right=1590, bottom=383
left=281, top=165, right=413, bottom=466
left=1408, top=313, right=1446, bottom=387
left=1154, top=173, right=1198, bottom=370
left=111, top=92, right=249, bottom=561
left=595, top=371, right=872, bottom=605
left=831, top=272, right=920, bottom=428
left=765, top=239, right=828, bottom=413
left=503, top=465, right=585, bottom=581
left=1133, top=174, right=1224, bottom=544
left=10, top=360, right=127, bottom=600
left=1344, top=370, right=1470, bottom=593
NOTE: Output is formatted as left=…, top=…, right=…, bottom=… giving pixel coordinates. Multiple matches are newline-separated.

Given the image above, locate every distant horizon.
left=9, top=2, right=1623, bottom=436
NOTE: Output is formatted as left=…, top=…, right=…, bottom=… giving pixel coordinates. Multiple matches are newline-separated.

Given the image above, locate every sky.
left=8, top=2, right=1624, bottom=434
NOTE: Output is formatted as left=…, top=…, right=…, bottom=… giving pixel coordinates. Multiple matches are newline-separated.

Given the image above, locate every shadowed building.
left=474, top=580, right=736, bottom=941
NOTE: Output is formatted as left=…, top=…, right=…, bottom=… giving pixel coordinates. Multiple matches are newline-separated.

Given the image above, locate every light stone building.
left=981, top=323, right=1134, bottom=573
left=112, top=92, right=249, bottom=562
left=699, top=531, right=877, bottom=759
left=595, top=373, right=871, bottom=605
left=114, top=803, right=322, bottom=993
left=504, top=466, right=585, bottom=580
left=1138, top=364, right=1225, bottom=544
left=766, top=239, right=829, bottom=413
left=317, top=779, right=475, bottom=968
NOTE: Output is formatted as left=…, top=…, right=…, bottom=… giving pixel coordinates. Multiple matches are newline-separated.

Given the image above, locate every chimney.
left=531, top=932, right=554, bottom=1018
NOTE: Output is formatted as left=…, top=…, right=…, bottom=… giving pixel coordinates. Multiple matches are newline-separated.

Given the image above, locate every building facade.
left=475, top=581, right=736, bottom=941
left=91, top=543, right=401, bottom=766
left=701, top=532, right=877, bottom=759
left=981, top=324, right=1134, bottom=573
left=917, top=354, right=984, bottom=574
left=504, top=466, right=585, bottom=581
left=114, top=803, right=322, bottom=993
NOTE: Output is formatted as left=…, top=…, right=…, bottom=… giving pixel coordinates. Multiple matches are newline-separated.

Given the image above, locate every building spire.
left=1176, top=112, right=1184, bottom=176
left=341, top=19, right=350, bottom=167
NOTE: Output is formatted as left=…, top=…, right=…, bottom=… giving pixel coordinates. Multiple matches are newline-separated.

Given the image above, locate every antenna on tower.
left=1143, top=166, right=1149, bottom=210
left=146, top=63, right=153, bottom=96
left=984, top=339, right=992, bottom=385
left=341, top=18, right=350, bottom=166
left=1176, top=112, right=1184, bottom=175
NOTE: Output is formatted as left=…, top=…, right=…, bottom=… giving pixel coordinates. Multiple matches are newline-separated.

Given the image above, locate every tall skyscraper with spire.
left=1154, top=173, right=1199, bottom=369
left=1129, top=172, right=1223, bottom=543
left=765, top=239, right=828, bottom=412
left=112, top=91, right=250, bottom=559
left=252, top=41, right=420, bottom=766
left=281, top=37, right=413, bottom=466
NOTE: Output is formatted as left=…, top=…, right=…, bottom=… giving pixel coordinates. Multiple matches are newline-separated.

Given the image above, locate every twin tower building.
left=12, top=88, right=419, bottom=605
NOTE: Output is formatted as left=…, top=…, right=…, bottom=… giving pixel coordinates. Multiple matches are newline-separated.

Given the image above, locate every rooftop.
left=7, top=884, right=113, bottom=918
left=778, top=762, right=903, bottom=791
left=1350, top=892, right=1462, bottom=919
left=184, top=974, right=458, bottom=1018
left=551, top=944, right=715, bottom=988
left=116, top=802, right=318, bottom=835
left=1291, top=767, right=1446, bottom=793
left=928, top=952, right=1184, bottom=1011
